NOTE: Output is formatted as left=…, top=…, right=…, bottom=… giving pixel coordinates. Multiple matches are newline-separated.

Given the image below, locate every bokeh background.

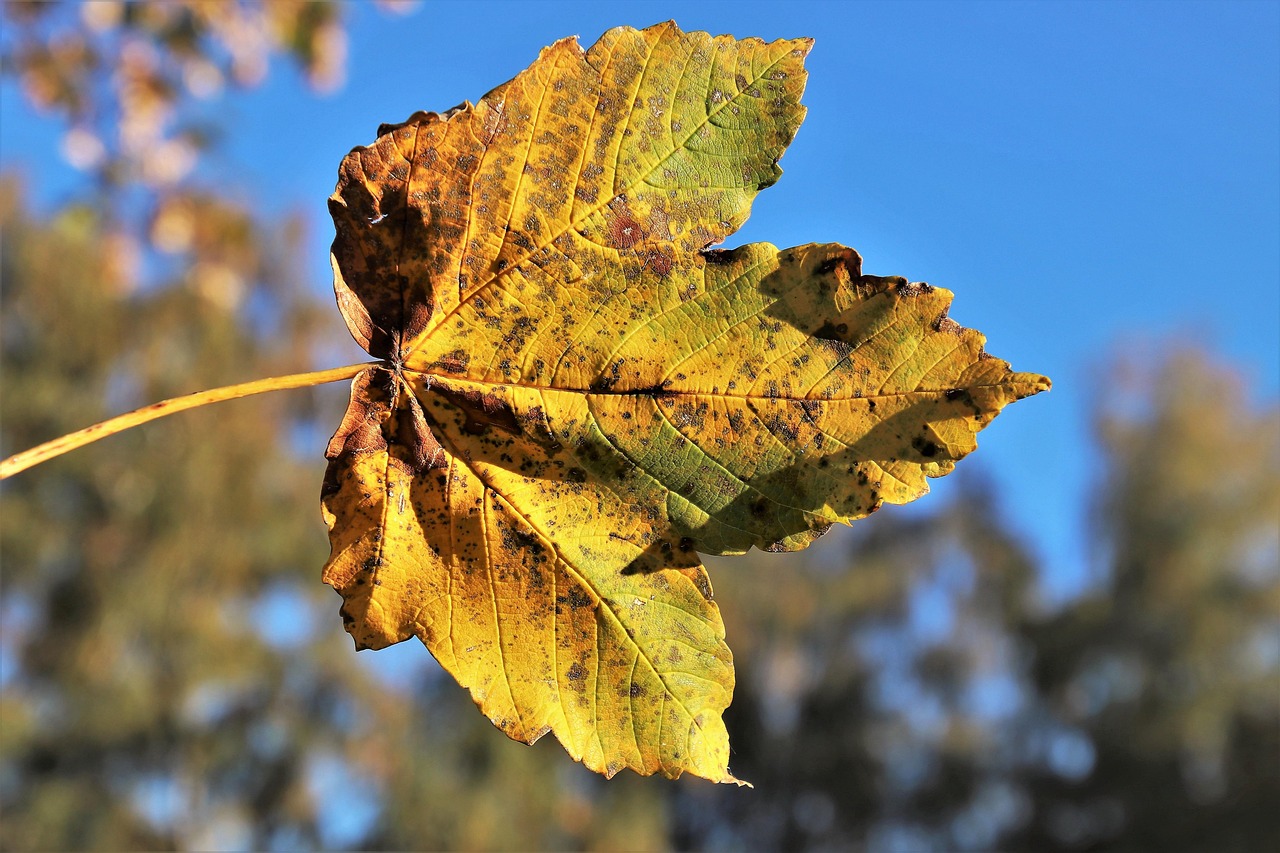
left=1, top=1, right=1276, bottom=850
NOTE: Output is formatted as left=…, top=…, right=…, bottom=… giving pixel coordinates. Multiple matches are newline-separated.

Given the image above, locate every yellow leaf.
left=322, top=22, right=1048, bottom=783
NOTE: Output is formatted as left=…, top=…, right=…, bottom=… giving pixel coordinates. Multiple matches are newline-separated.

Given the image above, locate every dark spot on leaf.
left=566, top=587, right=592, bottom=610
left=912, top=436, right=941, bottom=458
left=898, top=281, right=934, bottom=297
left=814, top=321, right=850, bottom=342
left=935, top=316, right=963, bottom=335
left=434, top=349, right=470, bottom=375
left=499, top=522, right=540, bottom=552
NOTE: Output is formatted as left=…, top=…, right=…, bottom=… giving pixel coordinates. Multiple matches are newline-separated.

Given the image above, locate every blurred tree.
left=3, top=0, right=350, bottom=190
left=0, top=0, right=416, bottom=302
left=1008, top=352, right=1280, bottom=851
left=0, top=174, right=350, bottom=849
left=675, top=477, right=1044, bottom=852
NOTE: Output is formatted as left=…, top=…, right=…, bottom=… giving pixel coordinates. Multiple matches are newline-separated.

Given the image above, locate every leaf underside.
left=321, top=21, right=1049, bottom=783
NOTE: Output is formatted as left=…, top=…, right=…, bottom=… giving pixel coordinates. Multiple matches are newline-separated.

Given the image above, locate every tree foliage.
left=4, top=0, right=351, bottom=187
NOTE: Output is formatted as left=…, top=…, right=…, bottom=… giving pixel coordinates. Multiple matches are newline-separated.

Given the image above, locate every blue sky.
left=3, top=0, right=1278, bottom=603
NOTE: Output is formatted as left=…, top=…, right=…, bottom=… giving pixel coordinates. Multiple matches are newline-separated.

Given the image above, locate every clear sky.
left=3, top=0, right=1278, bottom=603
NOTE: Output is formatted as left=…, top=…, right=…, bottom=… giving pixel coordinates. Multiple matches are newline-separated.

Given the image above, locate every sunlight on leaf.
left=320, top=21, right=1049, bottom=783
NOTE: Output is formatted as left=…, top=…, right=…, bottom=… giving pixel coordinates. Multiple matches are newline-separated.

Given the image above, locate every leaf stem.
left=0, top=361, right=377, bottom=480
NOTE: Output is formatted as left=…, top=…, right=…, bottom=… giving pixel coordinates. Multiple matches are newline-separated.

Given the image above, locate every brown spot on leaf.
left=645, top=247, right=674, bottom=276
left=898, top=281, right=934, bottom=297
left=935, top=316, right=963, bottom=335
left=607, top=211, right=643, bottom=249
left=433, top=349, right=470, bottom=375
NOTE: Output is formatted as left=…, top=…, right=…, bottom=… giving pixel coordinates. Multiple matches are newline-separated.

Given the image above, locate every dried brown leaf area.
left=321, top=22, right=1049, bottom=783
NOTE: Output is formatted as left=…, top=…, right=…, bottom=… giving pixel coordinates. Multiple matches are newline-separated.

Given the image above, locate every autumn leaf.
left=319, top=21, right=1048, bottom=784
left=0, top=19, right=1048, bottom=784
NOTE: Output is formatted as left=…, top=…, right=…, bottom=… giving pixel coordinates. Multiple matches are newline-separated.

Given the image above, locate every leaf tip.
left=1020, top=373, right=1053, bottom=398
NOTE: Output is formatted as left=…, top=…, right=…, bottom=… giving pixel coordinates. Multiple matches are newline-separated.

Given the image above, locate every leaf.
left=321, top=21, right=1049, bottom=783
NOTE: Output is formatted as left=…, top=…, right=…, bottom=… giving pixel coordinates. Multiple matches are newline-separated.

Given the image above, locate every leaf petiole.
left=0, top=361, right=377, bottom=480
